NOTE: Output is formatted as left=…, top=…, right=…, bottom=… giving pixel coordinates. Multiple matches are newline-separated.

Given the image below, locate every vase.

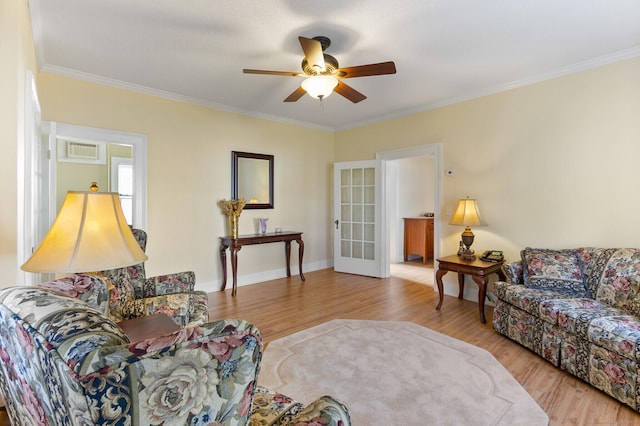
left=229, top=214, right=239, bottom=239
left=259, top=218, right=268, bottom=234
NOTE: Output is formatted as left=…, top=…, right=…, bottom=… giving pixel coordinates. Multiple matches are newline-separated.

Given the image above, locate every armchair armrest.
left=37, top=273, right=110, bottom=315
left=135, top=271, right=196, bottom=297
left=251, top=386, right=351, bottom=426
left=120, top=292, right=202, bottom=328
left=79, top=319, right=263, bottom=425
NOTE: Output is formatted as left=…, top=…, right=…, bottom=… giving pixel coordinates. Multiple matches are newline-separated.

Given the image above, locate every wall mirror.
left=232, top=151, right=274, bottom=209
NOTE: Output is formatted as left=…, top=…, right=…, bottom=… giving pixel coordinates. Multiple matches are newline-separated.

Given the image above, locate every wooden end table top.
left=436, top=254, right=505, bottom=275
left=117, top=313, right=181, bottom=342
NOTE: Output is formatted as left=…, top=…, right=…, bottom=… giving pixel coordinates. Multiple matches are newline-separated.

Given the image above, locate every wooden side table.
left=435, top=254, right=505, bottom=324
left=117, top=313, right=181, bottom=342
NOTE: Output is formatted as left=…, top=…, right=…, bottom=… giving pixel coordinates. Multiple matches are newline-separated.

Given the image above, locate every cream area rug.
left=259, top=320, right=549, bottom=425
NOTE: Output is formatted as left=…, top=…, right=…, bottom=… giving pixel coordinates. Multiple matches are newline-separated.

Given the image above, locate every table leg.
left=435, top=268, right=448, bottom=311
left=231, top=246, right=240, bottom=297
left=471, top=276, right=488, bottom=324
left=219, top=243, right=228, bottom=291
left=457, top=272, right=465, bottom=299
left=285, top=241, right=292, bottom=277
left=296, top=238, right=305, bottom=281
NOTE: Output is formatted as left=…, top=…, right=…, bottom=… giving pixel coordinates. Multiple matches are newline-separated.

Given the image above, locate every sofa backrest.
left=583, top=248, right=640, bottom=314
left=504, top=247, right=640, bottom=314
left=574, top=247, right=616, bottom=297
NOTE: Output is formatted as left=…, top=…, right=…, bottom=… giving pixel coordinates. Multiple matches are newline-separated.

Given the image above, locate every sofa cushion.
left=593, top=248, right=640, bottom=315
left=521, top=248, right=588, bottom=297
left=538, top=298, right=616, bottom=330
left=494, top=281, right=574, bottom=318
left=539, top=299, right=621, bottom=342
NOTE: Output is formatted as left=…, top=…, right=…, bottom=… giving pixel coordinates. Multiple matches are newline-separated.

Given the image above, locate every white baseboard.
left=195, top=259, right=333, bottom=293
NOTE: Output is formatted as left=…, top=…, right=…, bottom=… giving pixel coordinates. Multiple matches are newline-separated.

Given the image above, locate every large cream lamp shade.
left=21, top=191, right=148, bottom=273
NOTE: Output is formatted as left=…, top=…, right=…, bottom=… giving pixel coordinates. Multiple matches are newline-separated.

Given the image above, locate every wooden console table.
left=220, top=231, right=305, bottom=296
left=435, top=254, right=505, bottom=324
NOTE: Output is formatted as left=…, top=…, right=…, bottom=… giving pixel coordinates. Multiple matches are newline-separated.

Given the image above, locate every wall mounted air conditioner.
left=57, top=139, right=106, bottom=164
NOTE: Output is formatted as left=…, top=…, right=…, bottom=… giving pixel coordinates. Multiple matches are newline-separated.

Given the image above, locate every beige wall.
left=0, top=0, right=37, bottom=286
left=37, top=73, right=335, bottom=291
left=336, top=56, right=640, bottom=266
left=3, top=4, right=640, bottom=295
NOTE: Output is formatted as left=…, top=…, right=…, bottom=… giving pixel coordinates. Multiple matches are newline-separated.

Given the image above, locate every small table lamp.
left=449, top=197, right=486, bottom=260
left=21, top=191, right=147, bottom=274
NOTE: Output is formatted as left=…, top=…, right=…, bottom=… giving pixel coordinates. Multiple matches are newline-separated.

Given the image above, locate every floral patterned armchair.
left=0, top=286, right=351, bottom=425
left=99, top=228, right=209, bottom=327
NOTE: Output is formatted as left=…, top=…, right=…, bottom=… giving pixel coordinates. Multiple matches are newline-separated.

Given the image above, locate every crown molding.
left=337, top=45, right=640, bottom=131
left=39, top=65, right=335, bottom=132
left=41, top=45, right=640, bottom=133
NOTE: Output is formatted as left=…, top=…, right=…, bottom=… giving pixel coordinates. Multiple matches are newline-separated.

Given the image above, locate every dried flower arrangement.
left=218, top=198, right=247, bottom=216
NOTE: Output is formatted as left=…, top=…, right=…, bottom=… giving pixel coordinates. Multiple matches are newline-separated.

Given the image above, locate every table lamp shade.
left=449, top=198, right=485, bottom=227
left=21, top=191, right=148, bottom=273
left=449, top=197, right=485, bottom=260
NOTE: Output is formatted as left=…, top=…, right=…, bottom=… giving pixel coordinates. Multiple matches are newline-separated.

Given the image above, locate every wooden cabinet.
left=403, top=217, right=434, bottom=264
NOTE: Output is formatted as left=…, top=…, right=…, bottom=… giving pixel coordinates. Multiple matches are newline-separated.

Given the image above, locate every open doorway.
left=19, top=122, right=147, bottom=285
left=41, top=122, right=147, bottom=231
left=377, top=144, right=441, bottom=286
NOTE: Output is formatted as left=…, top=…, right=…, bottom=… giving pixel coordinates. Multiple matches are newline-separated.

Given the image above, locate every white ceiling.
left=29, top=0, right=640, bottom=131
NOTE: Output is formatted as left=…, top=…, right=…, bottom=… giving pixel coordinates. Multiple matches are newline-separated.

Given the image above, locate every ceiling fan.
left=243, top=36, right=396, bottom=103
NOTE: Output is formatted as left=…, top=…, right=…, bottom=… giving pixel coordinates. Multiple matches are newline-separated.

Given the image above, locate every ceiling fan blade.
left=284, top=86, right=307, bottom=102
left=298, top=36, right=325, bottom=73
left=334, top=81, right=367, bottom=103
left=338, top=61, right=397, bottom=78
left=243, top=69, right=302, bottom=77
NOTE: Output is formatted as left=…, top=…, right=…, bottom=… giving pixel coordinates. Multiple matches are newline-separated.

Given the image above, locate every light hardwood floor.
left=207, top=262, right=639, bottom=426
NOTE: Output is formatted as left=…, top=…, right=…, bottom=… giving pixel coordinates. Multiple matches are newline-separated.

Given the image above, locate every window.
left=111, top=157, right=133, bottom=224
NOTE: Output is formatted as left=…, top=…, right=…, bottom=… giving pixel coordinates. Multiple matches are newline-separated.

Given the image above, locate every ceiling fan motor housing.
left=302, top=54, right=339, bottom=75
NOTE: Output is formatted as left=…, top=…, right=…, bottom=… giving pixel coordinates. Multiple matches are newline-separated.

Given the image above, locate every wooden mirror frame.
left=231, top=151, right=274, bottom=209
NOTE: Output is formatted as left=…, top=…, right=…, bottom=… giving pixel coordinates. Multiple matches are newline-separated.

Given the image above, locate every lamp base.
left=458, top=227, right=476, bottom=260
left=459, top=247, right=476, bottom=260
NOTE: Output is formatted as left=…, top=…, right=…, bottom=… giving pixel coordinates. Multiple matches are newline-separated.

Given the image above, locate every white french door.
left=333, top=160, right=386, bottom=278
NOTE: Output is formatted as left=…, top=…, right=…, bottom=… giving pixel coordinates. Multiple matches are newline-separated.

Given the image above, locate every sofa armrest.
left=501, top=260, right=523, bottom=284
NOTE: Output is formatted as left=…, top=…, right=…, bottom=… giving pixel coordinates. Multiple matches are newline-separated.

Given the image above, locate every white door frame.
left=17, top=71, right=42, bottom=285
left=376, top=144, right=442, bottom=277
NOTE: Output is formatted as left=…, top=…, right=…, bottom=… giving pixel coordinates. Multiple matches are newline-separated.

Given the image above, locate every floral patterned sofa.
left=493, top=247, right=640, bottom=412
left=0, top=286, right=351, bottom=425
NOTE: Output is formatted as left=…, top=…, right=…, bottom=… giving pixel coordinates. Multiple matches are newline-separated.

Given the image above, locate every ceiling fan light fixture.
left=301, top=75, right=338, bottom=100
